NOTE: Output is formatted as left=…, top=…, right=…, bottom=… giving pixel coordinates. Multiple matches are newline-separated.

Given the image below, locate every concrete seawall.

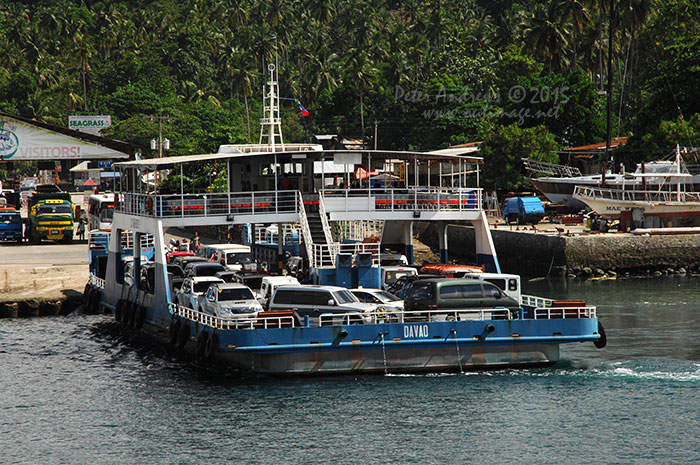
left=419, top=222, right=700, bottom=277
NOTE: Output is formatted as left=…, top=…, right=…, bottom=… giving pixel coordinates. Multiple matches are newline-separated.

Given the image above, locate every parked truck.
left=27, top=188, right=74, bottom=243
left=0, top=206, right=23, bottom=242
left=502, top=196, right=545, bottom=225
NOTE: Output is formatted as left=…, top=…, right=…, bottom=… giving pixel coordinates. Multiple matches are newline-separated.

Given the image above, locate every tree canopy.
left=1, top=0, right=698, bottom=190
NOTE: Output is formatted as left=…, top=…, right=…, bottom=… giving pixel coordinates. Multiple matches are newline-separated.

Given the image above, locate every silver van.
left=268, top=285, right=377, bottom=324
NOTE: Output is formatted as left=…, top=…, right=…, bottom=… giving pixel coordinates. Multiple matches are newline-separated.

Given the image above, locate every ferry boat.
left=85, top=66, right=606, bottom=374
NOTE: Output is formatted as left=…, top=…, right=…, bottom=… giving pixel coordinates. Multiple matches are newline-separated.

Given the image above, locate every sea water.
left=1, top=276, right=700, bottom=464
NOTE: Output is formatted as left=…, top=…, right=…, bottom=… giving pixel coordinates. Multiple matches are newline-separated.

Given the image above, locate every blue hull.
left=124, top=297, right=599, bottom=374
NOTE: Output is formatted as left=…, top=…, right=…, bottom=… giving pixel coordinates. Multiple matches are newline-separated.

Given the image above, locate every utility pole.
left=605, top=0, right=614, bottom=166
left=149, top=115, right=173, bottom=158
left=374, top=119, right=378, bottom=150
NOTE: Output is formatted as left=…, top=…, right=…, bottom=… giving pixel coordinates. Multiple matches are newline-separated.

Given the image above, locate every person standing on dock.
left=191, top=231, right=200, bottom=252
left=76, top=219, right=85, bottom=241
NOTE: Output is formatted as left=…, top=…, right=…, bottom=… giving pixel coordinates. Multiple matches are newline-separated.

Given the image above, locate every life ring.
left=176, top=322, right=190, bottom=350
left=204, top=332, right=217, bottom=359
left=594, top=321, right=607, bottom=348
left=196, top=331, right=209, bottom=358
left=115, top=299, right=124, bottom=322
left=169, top=318, right=181, bottom=345
left=146, top=197, right=154, bottom=215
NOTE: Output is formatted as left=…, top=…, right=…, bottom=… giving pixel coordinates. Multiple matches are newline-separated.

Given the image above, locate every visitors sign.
left=0, top=115, right=128, bottom=160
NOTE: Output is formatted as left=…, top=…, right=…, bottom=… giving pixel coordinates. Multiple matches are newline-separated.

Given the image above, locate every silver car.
left=350, top=288, right=404, bottom=311
left=199, top=282, right=262, bottom=319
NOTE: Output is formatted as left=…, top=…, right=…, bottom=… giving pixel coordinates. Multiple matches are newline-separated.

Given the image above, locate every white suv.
left=199, top=282, right=262, bottom=319
left=175, top=276, right=224, bottom=309
left=268, top=285, right=378, bottom=324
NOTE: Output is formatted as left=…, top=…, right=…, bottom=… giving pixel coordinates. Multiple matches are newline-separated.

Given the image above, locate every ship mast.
left=259, top=63, right=285, bottom=151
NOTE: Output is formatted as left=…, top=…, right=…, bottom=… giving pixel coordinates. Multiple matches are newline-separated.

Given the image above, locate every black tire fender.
left=196, top=331, right=209, bottom=358
left=176, top=322, right=190, bottom=350
left=124, top=302, right=136, bottom=327
left=594, top=321, right=607, bottom=349
left=89, top=289, right=101, bottom=314
left=204, top=332, right=218, bottom=359
left=115, top=299, right=124, bottom=322
left=169, top=318, right=181, bottom=345
left=82, top=283, right=92, bottom=304
left=133, top=305, right=146, bottom=330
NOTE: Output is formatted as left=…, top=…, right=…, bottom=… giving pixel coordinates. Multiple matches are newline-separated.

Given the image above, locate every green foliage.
left=0, top=0, right=691, bottom=170
left=479, top=123, right=559, bottom=190
left=638, top=114, right=700, bottom=153
left=630, top=0, right=700, bottom=147
left=502, top=69, right=606, bottom=147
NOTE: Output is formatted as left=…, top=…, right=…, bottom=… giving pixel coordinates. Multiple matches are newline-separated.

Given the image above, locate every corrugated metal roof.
left=114, top=149, right=484, bottom=170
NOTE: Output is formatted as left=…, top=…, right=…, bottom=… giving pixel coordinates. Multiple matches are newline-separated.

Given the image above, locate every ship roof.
left=114, top=149, right=483, bottom=170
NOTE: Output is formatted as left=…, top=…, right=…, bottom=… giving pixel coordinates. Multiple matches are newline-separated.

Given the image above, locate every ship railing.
left=320, top=187, right=483, bottom=213
left=297, top=194, right=315, bottom=266
left=172, top=303, right=596, bottom=330
left=311, top=241, right=381, bottom=268
left=119, top=190, right=300, bottom=218
left=89, top=273, right=105, bottom=289
left=175, top=305, right=296, bottom=330
left=319, top=307, right=513, bottom=325
left=337, top=219, right=384, bottom=242
left=574, top=185, right=700, bottom=203
left=521, top=295, right=554, bottom=308
left=254, top=223, right=301, bottom=245
left=533, top=306, right=597, bottom=319
left=317, top=192, right=334, bottom=244
left=522, top=158, right=582, bottom=177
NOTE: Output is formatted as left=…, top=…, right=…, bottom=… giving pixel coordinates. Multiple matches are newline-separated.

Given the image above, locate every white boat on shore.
left=573, top=147, right=700, bottom=229
left=524, top=153, right=700, bottom=210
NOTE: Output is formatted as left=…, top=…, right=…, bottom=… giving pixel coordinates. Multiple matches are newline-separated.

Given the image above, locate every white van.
left=268, top=285, right=378, bottom=324
left=200, top=243, right=257, bottom=272
left=381, top=266, right=418, bottom=291
left=259, top=275, right=299, bottom=309
left=459, top=272, right=521, bottom=303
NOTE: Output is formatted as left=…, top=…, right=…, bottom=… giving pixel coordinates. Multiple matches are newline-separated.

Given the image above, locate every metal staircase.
left=298, top=194, right=335, bottom=268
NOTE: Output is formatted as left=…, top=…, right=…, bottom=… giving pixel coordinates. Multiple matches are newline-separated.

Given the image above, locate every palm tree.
left=521, top=1, right=570, bottom=73
left=554, top=0, right=592, bottom=72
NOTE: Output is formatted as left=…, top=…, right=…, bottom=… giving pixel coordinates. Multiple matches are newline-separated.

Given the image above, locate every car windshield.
left=168, top=265, right=184, bottom=277
left=193, top=281, right=215, bottom=293
left=100, top=209, right=114, bottom=221
left=242, top=276, right=264, bottom=290
left=219, top=288, right=255, bottom=301
left=38, top=204, right=72, bottom=214
left=375, top=291, right=400, bottom=302
left=384, top=270, right=415, bottom=285
left=226, top=252, right=253, bottom=263
left=333, top=290, right=358, bottom=304
left=193, top=265, right=223, bottom=276
left=409, top=283, right=434, bottom=300
left=0, top=213, right=20, bottom=224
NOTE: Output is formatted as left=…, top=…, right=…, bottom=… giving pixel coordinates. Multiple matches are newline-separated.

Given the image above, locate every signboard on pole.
left=68, top=115, right=112, bottom=136
left=0, top=115, right=127, bottom=160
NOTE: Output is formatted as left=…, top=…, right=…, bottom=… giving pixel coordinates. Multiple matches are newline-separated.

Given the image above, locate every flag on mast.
left=298, top=102, right=310, bottom=117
